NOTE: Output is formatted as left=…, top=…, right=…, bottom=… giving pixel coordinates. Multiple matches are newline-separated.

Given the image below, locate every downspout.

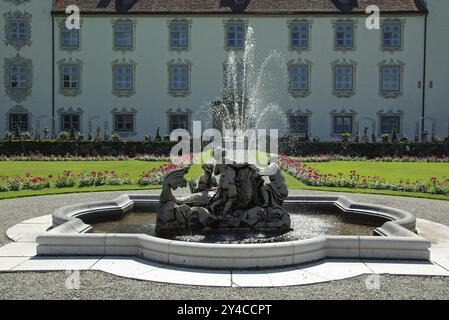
left=421, top=11, right=428, bottom=140
left=51, top=12, right=55, bottom=133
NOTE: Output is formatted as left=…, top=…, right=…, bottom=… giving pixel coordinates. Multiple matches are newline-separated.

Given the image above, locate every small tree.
left=103, top=130, right=109, bottom=141
left=155, top=127, right=162, bottom=141
left=371, top=131, right=377, bottom=143
left=382, top=134, right=389, bottom=143
left=391, top=129, right=398, bottom=142
left=43, top=127, right=49, bottom=140
left=95, top=126, right=101, bottom=141
left=87, top=131, right=93, bottom=141
left=422, top=129, right=429, bottom=142
left=14, top=125, right=21, bottom=140
left=362, top=127, right=369, bottom=143
left=70, top=127, right=76, bottom=140
left=34, top=129, right=41, bottom=141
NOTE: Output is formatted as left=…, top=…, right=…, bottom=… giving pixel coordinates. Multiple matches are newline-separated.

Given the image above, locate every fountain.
left=35, top=26, right=431, bottom=270
left=156, top=149, right=290, bottom=235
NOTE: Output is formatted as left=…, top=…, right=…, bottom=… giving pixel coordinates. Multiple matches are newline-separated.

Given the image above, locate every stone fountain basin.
left=36, top=195, right=431, bottom=269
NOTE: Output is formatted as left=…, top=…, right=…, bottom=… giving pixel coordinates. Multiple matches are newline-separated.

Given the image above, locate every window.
left=170, top=22, right=189, bottom=49
left=61, top=114, right=80, bottom=132
left=5, top=12, right=31, bottom=50
left=334, top=116, right=353, bottom=134
left=289, top=115, right=308, bottom=135
left=335, top=66, right=353, bottom=91
left=335, top=23, right=354, bottom=48
left=169, top=114, right=190, bottom=132
left=114, top=22, right=133, bottom=49
left=9, top=20, right=28, bottom=40
left=382, top=66, right=401, bottom=92
left=114, top=114, right=134, bottom=132
left=383, top=23, right=401, bottom=49
left=380, top=116, right=400, bottom=134
left=61, top=25, right=79, bottom=49
left=114, top=66, right=133, bottom=91
left=289, top=65, right=309, bottom=92
left=170, top=65, right=189, bottom=91
left=9, top=113, right=28, bottom=131
left=9, top=65, right=27, bottom=89
left=62, top=65, right=79, bottom=89
left=226, top=22, right=245, bottom=48
left=291, top=23, right=309, bottom=49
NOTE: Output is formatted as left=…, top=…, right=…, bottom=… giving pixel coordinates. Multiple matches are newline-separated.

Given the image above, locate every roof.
left=53, top=0, right=428, bottom=15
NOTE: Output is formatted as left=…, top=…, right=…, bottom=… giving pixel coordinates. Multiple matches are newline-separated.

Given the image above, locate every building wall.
left=0, top=0, right=53, bottom=136
left=2, top=1, right=447, bottom=141
left=424, top=0, right=449, bottom=139
left=54, top=13, right=426, bottom=140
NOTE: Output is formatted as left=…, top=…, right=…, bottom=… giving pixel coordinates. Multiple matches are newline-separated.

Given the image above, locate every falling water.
left=194, top=26, right=289, bottom=149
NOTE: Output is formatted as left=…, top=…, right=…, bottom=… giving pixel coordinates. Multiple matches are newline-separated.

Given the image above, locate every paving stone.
left=362, top=259, right=449, bottom=276
left=0, top=242, right=37, bottom=257
left=11, top=256, right=102, bottom=271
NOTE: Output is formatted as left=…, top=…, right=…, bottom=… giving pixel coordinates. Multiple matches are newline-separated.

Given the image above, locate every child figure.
left=189, top=163, right=218, bottom=193
left=209, top=148, right=238, bottom=216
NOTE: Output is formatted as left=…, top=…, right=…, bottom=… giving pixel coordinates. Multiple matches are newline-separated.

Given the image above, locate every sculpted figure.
left=257, top=154, right=288, bottom=207
left=189, top=163, right=218, bottom=193
left=156, top=149, right=291, bottom=233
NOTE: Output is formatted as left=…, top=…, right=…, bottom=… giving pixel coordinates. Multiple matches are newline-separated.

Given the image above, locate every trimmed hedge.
left=0, top=140, right=176, bottom=157
left=279, top=141, right=449, bottom=158
left=0, top=140, right=448, bottom=158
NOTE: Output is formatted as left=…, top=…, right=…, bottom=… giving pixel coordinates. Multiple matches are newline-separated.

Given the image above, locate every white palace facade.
left=0, top=0, right=448, bottom=140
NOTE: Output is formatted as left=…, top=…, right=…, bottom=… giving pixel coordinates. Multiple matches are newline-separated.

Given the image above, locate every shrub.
left=58, top=131, right=69, bottom=141
left=111, top=133, right=120, bottom=142
left=55, top=171, right=77, bottom=188
left=341, top=133, right=350, bottom=142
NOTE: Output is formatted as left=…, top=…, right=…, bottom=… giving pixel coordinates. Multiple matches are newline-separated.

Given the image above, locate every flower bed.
left=295, top=154, right=449, bottom=163
left=0, top=163, right=186, bottom=193
left=0, top=174, right=51, bottom=192
left=137, top=163, right=183, bottom=186
left=279, top=155, right=449, bottom=195
left=0, top=153, right=131, bottom=161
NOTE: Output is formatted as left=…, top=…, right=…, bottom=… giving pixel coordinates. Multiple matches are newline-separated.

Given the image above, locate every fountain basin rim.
left=35, top=194, right=431, bottom=269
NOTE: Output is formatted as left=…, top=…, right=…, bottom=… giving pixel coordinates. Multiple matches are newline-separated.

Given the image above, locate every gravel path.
left=1, top=190, right=449, bottom=300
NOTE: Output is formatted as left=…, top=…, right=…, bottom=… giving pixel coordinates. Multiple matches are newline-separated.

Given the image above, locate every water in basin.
left=90, top=209, right=376, bottom=244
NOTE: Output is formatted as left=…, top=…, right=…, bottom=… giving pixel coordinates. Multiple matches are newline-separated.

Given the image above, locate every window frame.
left=378, top=61, right=404, bottom=98
left=381, top=19, right=404, bottom=51
left=9, top=65, right=27, bottom=89
left=114, top=113, right=135, bottom=133
left=9, top=112, right=29, bottom=132
left=61, top=24, right=80, bottom=49
left=113, top=20, right=135, bottom=50
left=225, top=20, right=246, bottom=50
left=169, top=20, right=190, bottom=50
left=379, top=115, right=401, bottom=135
left=289, top=21, right=311, bottom=50
left=333, top=20, right=357, bottom=51
left=333, top=115, right=354, bottom=134
left=289, top=64, right=310, bottom=96
left=60, top=113, right=81, bottom=132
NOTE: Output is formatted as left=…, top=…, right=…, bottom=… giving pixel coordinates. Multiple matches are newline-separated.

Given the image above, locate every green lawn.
left=0, top=160, right=165, bottom=181
left=303, top=161, right=449, bottom=182
left=0, top=158, right=448, bottom=201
